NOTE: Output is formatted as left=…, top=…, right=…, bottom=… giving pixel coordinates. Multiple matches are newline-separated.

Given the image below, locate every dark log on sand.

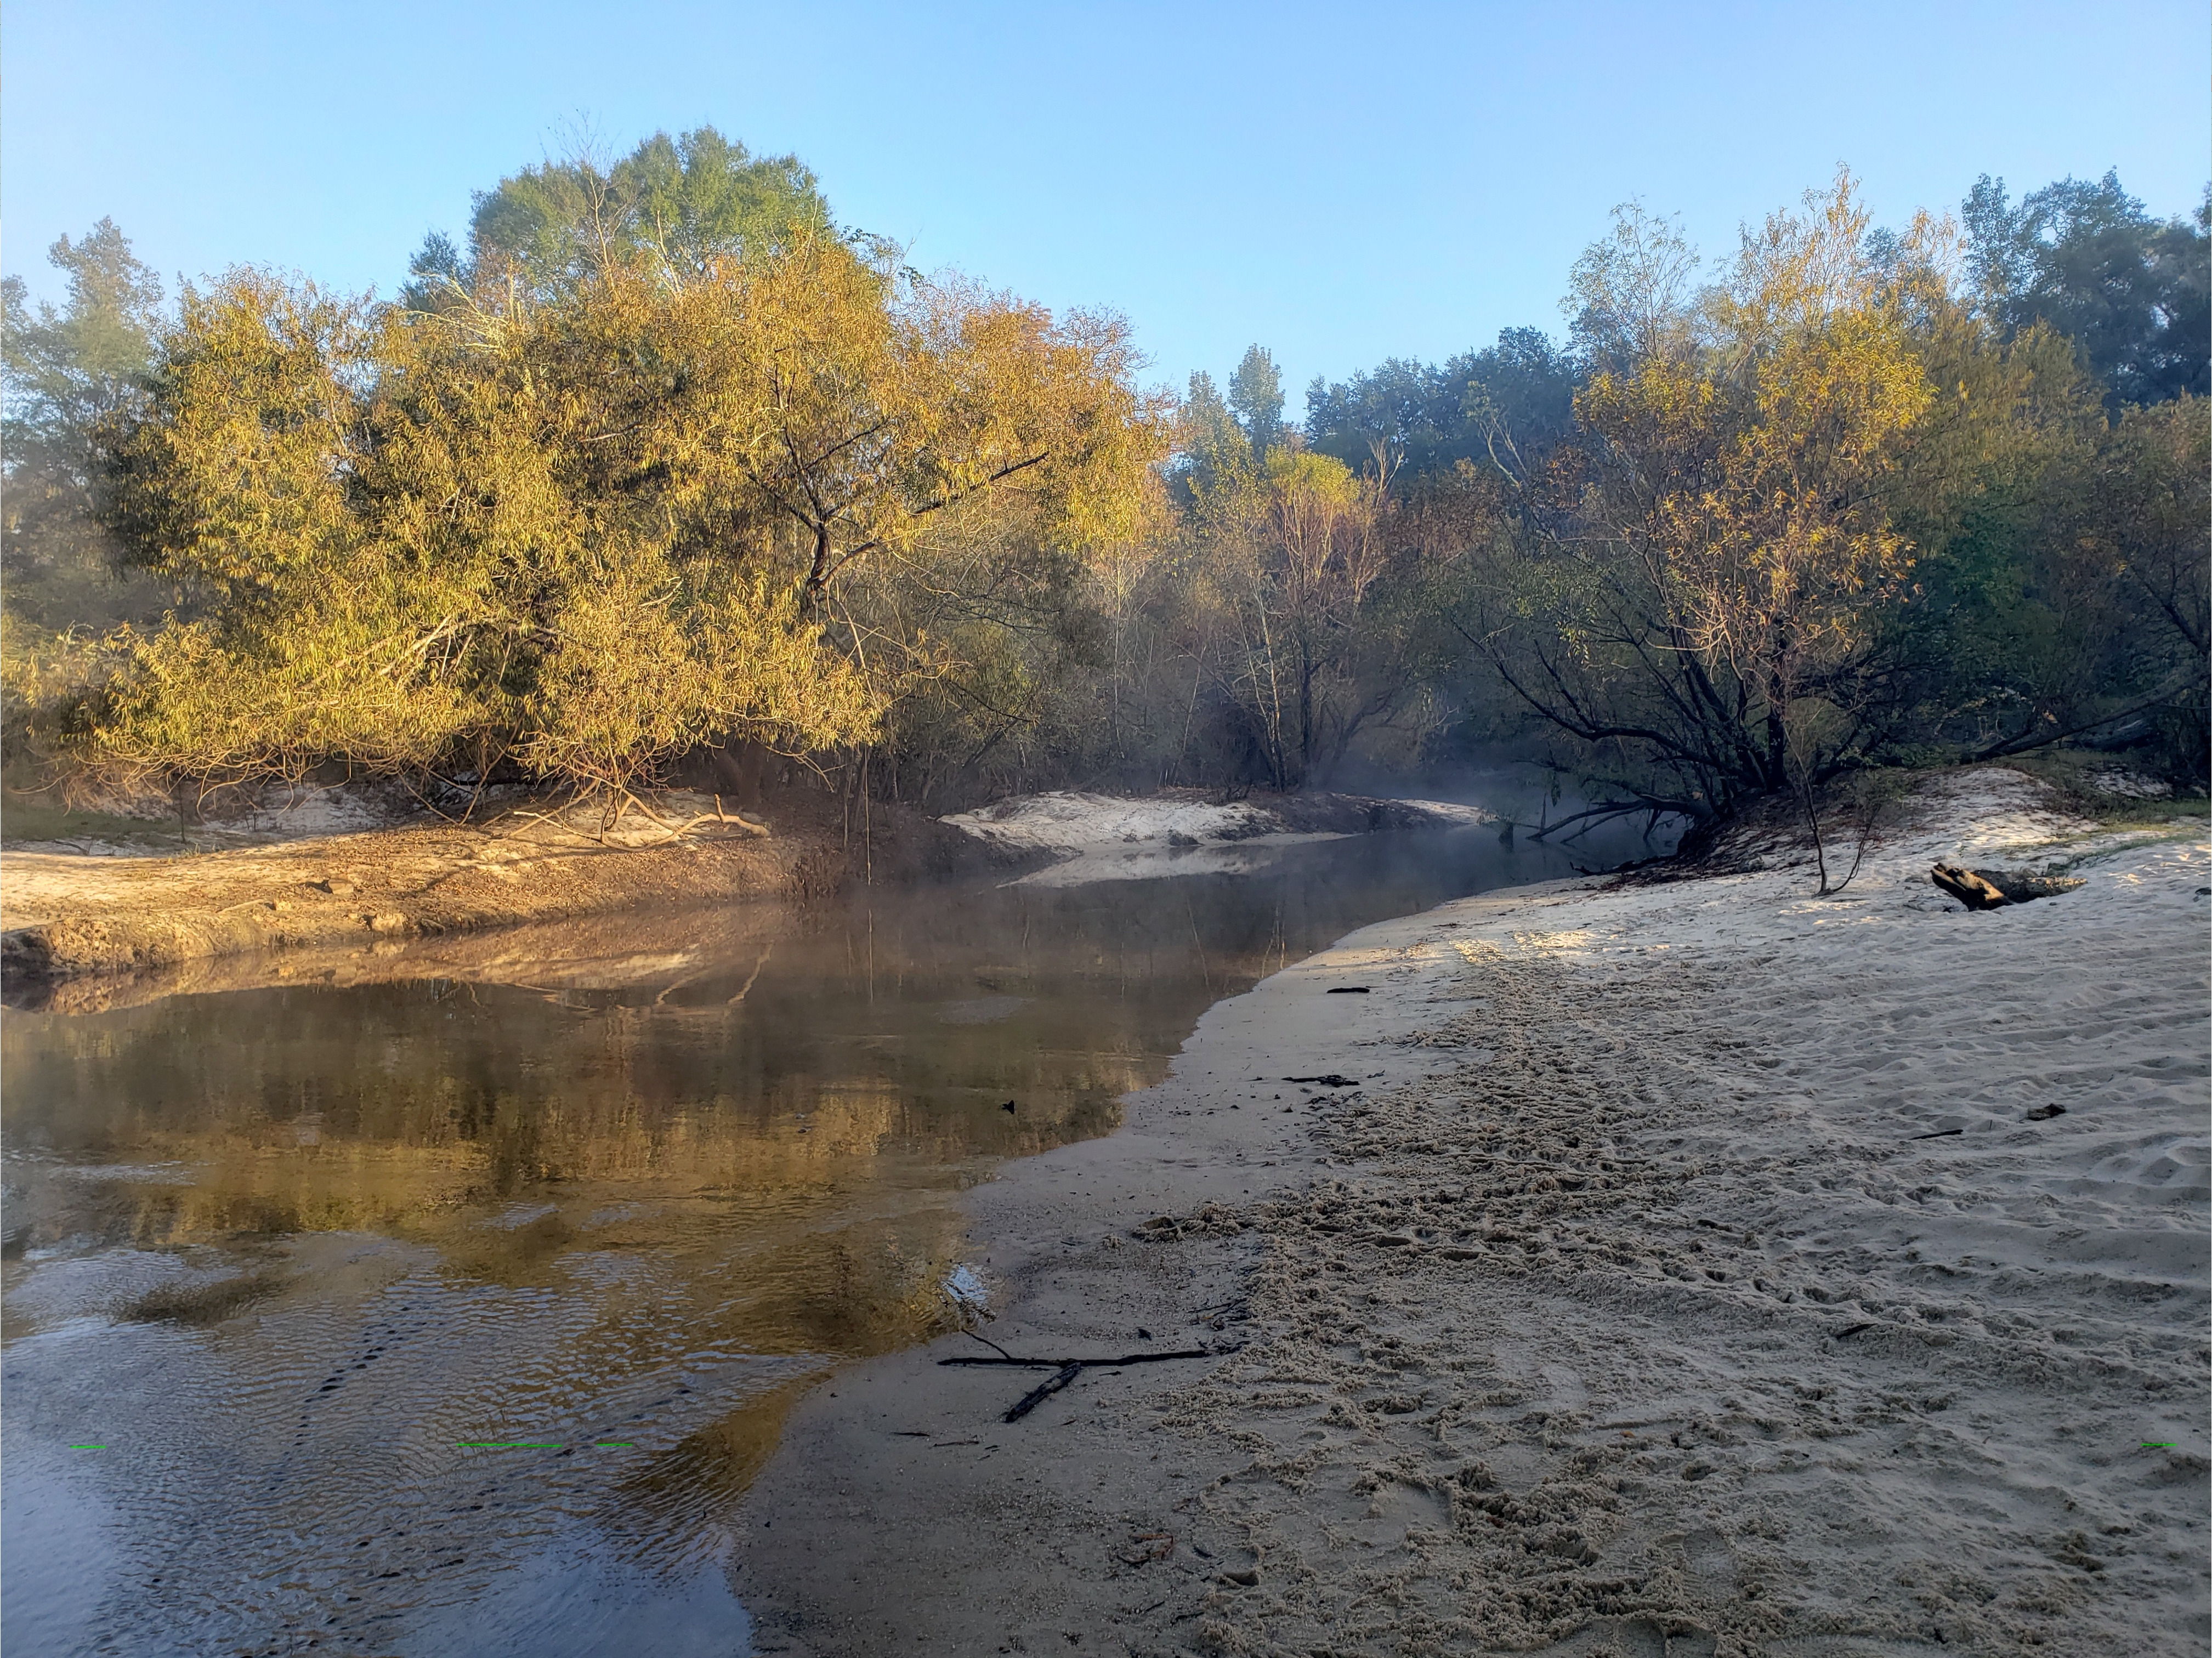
left=1931, top=862, right=2086, bottom=910
left=940, top=1346, right=1210, bottom=1423
left=1932, top=862, right=2010, bottom=909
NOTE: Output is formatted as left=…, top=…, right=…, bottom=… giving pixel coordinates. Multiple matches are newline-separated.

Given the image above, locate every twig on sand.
left=940, top=1347, right=1211, bottom=1423
left=961, top=1330, right=1022, bottom=1364
left=1005, top=1362, right=1084, bottom=1421
left=940, top=1348, right=1210, bottom=1370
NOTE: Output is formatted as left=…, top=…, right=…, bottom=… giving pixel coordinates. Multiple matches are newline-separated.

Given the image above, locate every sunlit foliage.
left=5, top=145, right=2202, bottom=821
left=76, top=221, right=1161, bottom=805
left=1455, top=175, right=1942, bottom=820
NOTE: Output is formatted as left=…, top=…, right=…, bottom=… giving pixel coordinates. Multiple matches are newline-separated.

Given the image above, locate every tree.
left=632, top=251, right=1160, bottom=616
left=1171, top=370, right=1252, bottom=501
left=1228, top=344, right=1286, bottom=458
left=1964, top=171, right=2210, bottom=408
left=2070, top=399, right=2210, bottom=780
left=403, top=126, right=832, bottom=308
left=1, top=220, right=171, bottom=633
left=1462, top=175, right=1940, bottom=831
left=1306, top=328, right=1579, bottom=482
left=1186, top=446, right=1394, bottom=789
left=83, top=228, right=1164, bottom=811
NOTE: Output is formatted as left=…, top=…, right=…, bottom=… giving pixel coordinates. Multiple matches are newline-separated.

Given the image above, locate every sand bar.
left=735, top=768, right=2209, bottom=1656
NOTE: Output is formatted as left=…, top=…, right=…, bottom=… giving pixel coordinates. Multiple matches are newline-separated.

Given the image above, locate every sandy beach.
left=733, top=768, right=2210, bottom=1656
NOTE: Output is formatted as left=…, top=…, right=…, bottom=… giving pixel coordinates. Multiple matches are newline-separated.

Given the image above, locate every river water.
left=1, top=820, right=1647, bottom=1656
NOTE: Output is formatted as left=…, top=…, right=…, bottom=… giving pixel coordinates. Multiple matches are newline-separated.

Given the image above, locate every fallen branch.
left=1005, top=1362, right=1083, bottom=1422
left=619, top=791, right=772, bottom=842
left=1931, top=863, right=2084, bottom=910
left=939, top=1348, right=1210, bottom=1370
left=940, top=1347, right=1211, bottom=1423
left=1966, top=677, right=2202, bottom=761
left=1527, top=798, right=1697, bottom=844
left=1931, top=862, right=2007, bottom=910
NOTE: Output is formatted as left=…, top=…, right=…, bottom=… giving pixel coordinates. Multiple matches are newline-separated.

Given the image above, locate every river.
left=0, top=819, right=1650, bottom=1656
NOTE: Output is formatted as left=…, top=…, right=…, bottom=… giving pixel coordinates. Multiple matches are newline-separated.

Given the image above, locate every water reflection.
left=1, top=823, right=1648, bottom=1653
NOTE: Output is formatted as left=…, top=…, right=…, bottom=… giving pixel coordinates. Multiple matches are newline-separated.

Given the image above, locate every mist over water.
left=1, top=823, right=1652, bottom=1654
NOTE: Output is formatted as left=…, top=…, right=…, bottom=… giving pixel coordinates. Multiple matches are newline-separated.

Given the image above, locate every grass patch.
left=1999, top=748, right=2210, bottom=825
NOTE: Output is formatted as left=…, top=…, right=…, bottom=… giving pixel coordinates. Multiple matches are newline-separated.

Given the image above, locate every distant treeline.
left=3, top=132, right=2204, bottom=832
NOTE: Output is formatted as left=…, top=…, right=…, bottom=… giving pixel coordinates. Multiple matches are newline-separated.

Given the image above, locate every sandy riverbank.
left=733, top=767, right=2210, bottom=1656
left=0, top=787, right=1015, bottom=985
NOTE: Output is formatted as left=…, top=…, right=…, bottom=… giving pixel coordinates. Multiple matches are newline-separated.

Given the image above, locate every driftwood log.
left=1930, top=863, right=2085, bottom=910
left=1931, top=862, right=2010, bottom=909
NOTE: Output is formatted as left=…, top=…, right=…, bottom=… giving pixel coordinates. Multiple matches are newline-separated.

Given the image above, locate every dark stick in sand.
left=940, top=1347, right=1212, bottom=1423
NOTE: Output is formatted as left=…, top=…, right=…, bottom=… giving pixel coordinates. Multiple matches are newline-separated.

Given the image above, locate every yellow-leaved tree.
left=81, top=230, right=1161, bottom=817
left=1187, top=447, right=1392, bottom=789
left=1466, top=171, right=1942, bottom=858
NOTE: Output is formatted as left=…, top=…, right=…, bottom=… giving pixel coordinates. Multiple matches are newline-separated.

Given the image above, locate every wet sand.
left=733, top=769, right=2211, bottom=1656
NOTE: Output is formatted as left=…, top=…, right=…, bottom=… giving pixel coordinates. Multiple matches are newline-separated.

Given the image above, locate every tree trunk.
left=803, top=521, right=835, bottom=610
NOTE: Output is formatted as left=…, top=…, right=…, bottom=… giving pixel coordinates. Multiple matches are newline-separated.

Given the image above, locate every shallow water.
left=1, top=822, right=1647, bottom=1655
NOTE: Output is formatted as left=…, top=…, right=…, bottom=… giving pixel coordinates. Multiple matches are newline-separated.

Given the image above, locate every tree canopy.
left=1455, top=177, right=1942, bottom=825
left=1305, top=328, right=1578, bottom=481
left=77, top=205, right=1162, bottom=804
left=1, top=222, right=170, bottom=633
left=4, top=147, right=2203, bottom=823
left=404, top=126, right=833, bottom=308
left=1964, top=170, right=2210, bottom=408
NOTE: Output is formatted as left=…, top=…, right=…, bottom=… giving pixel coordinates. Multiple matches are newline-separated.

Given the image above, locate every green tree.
left=404, top=126, right=833, bottom=308
left=1, top=220, right=172, bottom=634
left=1305, top=329, right=1578, bottom=482
left=1228, top=344, right=1286, bottom=458
left=1172, top=370, right=1252, bottom=501
left=1963, top=171, right=2210, bottom=407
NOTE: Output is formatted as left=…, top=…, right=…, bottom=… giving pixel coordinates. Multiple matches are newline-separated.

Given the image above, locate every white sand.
left=941, top=791, right=1296, bottom=851
left=940, top=791, right=1498, bottom=885
left=736, top=769, right=2209, bottom=1656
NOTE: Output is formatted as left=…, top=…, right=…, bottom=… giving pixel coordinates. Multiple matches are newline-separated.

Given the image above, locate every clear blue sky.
left=6, top=0, right=2207, bottom=406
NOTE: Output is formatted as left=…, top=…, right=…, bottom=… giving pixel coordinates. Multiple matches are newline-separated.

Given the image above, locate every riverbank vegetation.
left=5, top=130, right=2205, bottom=841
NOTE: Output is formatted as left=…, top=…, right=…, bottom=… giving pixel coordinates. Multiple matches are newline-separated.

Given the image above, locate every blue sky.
left=6, top=1, right=2207, bottom=406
